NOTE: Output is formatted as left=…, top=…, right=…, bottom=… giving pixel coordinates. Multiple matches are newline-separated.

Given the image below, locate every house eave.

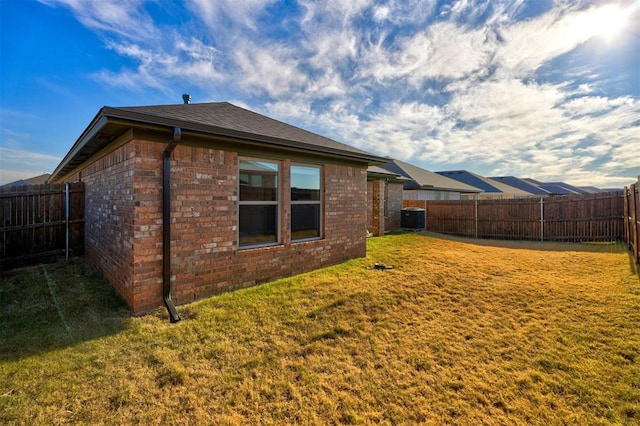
left=50, top=107, right=389, bottom=182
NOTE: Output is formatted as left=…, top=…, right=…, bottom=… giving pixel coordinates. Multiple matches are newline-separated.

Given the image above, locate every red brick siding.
left=367, top=179, right=384, bottom=236
left=161, top=145, right=239, bottom=308
left=386, top=181, right=404, bottom=231
left=129, top=141, right=165, bottom=312
left=367, top=179, right=404, bottom=235
left=167, top=153, right=367, bottom=308
left=367, top=181, right=374, bottom=233
left=67, top=138, right=369, bottom=314
left=76, top=144, right=136, bottom=304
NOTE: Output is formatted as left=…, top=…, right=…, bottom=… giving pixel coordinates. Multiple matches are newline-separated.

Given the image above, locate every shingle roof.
left=577, top=186, right=603, bottom=193
left=490, top=176, right=550, bottom=195
left=50, top=102, right=387, bottom=181
left=119, top=102, right=379, bottom=159
left=436, top=170, right=502, bottom=193
left=1, top=173, right=52, bottom=189
left=524, top=179, right=586, bottom=195
left=381, top=160, right=481, bottom=192
left=437, top=170, right=539, bottom=196
left=367, top=165, right=403, bottom=178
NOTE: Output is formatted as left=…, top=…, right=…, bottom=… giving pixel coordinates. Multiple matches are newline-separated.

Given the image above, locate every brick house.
left=366, top=166, right=407, bottom=236
left=49, top=100, right=387, bottom=320
left=381, top=159, right=481, bottom=200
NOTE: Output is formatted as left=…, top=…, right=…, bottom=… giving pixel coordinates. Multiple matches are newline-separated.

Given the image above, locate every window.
left=291, top=165, right=321, bottom=241
left=239, top=159, right=279, bottom=247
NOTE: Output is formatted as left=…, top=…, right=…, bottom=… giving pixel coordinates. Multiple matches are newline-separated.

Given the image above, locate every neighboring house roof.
left=524, top=179, right=587, bottom=195
left=380, top=160, right=481, bottom=193
left=490, top=176, right=551, bottom=195
left=1, top=173, right=52, bottom=189
left=436, top=170, right=501, bottom=193
left=437, top=170, right=531, bottom=197
left=50, top=102, right=387, bottom=181
left=483, top=177, right=533, bottom=196
left=577, top=186, right=604, bottom=193
left=367, top=165, right=410, bottom=182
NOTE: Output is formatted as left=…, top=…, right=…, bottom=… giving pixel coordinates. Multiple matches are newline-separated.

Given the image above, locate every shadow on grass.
left=413, top=231, right=629, bottom=253
left=628, top=251, right=640, bottom=278
left=0, top=257, right=130, bottom=361
left=388, top=231, right=638, bottom=277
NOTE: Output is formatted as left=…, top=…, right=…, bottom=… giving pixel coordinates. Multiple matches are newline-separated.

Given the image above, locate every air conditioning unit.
left=401, top=208, right=425, bottom=230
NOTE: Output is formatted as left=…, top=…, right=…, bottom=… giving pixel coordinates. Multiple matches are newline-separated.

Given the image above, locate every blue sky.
left=1, top=0, right=638, bottom=188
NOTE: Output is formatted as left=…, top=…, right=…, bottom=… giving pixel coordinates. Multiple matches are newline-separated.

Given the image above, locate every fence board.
left=0, top=183, right=84, bottom=270
left=404, top=192, right=624, bottom=242
left=625, top=182, right=639, bottom=264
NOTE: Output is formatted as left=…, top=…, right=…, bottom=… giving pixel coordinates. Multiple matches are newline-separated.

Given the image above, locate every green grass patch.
left=0, top=258, right=129, bottom=361
left=1, top=234, right=639, bottom=424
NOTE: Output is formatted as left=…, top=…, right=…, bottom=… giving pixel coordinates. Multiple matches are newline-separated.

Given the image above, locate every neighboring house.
left=436, top=170, right=532, bottom=199
left=380, top=159, right=481, bottom=200
left=577, top=186, right=604, bottom=194
left=523, top=179, right=588, bottom=195
left=366, top=166, right=408, bottom=236
left=490, top=176, right=551, bottom=196
left=48, top=100, right=387, bottom=318
left=0, top=173, right=51, bottom=190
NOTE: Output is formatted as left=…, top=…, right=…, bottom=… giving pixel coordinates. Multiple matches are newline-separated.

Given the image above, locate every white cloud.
left=0, top=147, right=61, bottom=185
left=371, top=0, right=438, bottom=26
left=361, top=21, right=490, bottom=84
left=234, top=43, right=308, bottom=98
left=299, top=0, right=371, bottom=26
left=37, top=0, right=639, bottom=188
left=0, top=147, right=61, bottom=164
left=187, top=0, right=276, bottom=31
left=493, top=3, right=631, bottom=78
left=92, top=35, right=227, bottom=93
left=38, top=0, right=159, bottom=42
left=373, top=5, right=391, bottom=22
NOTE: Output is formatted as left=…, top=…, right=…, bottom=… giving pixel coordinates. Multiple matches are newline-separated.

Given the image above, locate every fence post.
left=65, top=183, right=70, bottom=260
left=631, top=183, right=639, bottom=264
left=624, top=187, right=630, bottom=249
left=475, top=198, right=478, bottom=239
left=540, top=197, right=544, bottom=241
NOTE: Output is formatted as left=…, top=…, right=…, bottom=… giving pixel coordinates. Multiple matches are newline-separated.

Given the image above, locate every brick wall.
left=386, top=181, right=404, bottom=231
left=129, top=141, right=166, bottom=312
left=366, top=181, right=374, bottom=234
left=78, top=144, right=136, bottom=304
left=367, top=179, right=404, bottom=235
left=66, top=138, right=369, bottom=314
left=168, top=152, right=367, bottom=308
left=367, top=179, right=384, bottom=236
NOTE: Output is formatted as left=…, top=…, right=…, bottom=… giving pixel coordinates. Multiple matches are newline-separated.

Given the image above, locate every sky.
left=0, top=0, right=638, bottom=188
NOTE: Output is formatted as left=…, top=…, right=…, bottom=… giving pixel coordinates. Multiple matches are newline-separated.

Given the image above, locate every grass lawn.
left=1, top=233, right=639, bottom=425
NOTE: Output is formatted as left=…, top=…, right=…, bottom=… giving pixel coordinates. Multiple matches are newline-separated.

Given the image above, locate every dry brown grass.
left=1, top=233, right=639, bottom=425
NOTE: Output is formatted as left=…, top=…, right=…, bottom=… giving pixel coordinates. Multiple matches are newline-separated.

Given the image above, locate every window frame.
left=290, top=163, right=322, bottom=242
left=238, top=157, right=281, bottom=249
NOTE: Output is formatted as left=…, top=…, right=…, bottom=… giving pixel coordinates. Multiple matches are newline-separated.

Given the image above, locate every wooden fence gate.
left=0, top=182, right=84, bottom=270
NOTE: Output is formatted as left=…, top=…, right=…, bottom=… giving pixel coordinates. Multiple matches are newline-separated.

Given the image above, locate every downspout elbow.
left=163, top=127, right=182, bottom=323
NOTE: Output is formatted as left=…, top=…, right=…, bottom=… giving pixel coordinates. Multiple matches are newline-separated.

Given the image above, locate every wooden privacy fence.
left=403, top=191, right=624, bottom=243
left=624, top=180, right=640, bottom=264
left=0, top=183, right=84, bottom=270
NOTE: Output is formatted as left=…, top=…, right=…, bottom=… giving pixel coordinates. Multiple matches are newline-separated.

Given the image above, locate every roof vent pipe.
left=182, top=94, right=191, bottom=104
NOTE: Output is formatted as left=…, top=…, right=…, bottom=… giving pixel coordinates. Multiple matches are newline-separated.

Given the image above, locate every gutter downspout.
left=163, top=127, right=182, bottom=323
